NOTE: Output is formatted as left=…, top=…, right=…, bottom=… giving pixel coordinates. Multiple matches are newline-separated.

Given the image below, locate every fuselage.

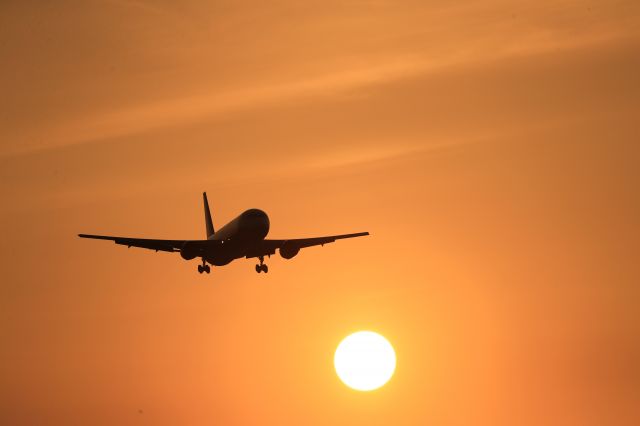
left=204, top=209, right=270, bottom=265
left=212, top=209, right=270, bottom=241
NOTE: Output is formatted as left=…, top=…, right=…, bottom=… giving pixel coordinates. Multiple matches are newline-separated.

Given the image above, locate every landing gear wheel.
left=256, top=256, right=268, bottom=273
left=198, top=259, right=210, bottom=275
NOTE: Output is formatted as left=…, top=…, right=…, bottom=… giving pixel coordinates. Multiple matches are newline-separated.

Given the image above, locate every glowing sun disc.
left=334, top=331, right=396, bottom=391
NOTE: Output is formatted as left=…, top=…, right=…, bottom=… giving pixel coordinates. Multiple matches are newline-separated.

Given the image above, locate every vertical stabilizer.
left=203, top=192, right=215, bottom=238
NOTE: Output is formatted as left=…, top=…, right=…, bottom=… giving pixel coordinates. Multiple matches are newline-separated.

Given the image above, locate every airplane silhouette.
left=79, top=192, right=369, bottom=274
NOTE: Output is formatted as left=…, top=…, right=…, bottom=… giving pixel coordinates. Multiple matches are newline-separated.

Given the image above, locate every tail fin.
left=203, top=192, right=215, bottom=238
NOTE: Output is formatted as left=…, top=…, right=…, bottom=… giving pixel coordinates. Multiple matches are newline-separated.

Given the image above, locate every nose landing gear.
left=198, top=260, right=211, bottom=274
left=255, top=256, right=269, bottom=273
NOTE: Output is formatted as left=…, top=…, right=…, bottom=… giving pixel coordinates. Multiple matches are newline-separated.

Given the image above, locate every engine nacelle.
left=280, top=241, right=300, bottom=260
left=180, top=242, right=200, bottom=260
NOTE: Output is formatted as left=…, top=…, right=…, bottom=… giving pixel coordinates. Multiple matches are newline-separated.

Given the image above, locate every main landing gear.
left=198, top=259, right=211, bottom=274
left=255, top=256, right=269, bottom=274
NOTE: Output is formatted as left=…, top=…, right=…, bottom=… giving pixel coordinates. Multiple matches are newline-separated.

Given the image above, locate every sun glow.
left=334, top=331, right=396, bottom=391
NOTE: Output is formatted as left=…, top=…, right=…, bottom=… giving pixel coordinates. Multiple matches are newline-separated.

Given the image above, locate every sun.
left=334, top=331, right=396, bottom=391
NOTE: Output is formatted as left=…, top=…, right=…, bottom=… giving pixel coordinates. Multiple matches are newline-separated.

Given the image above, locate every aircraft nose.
left=257, top=212, right=270, bottom=231
left=241, top=209, right=270, bottom=238
left=257, top=213, right=270, bottom=236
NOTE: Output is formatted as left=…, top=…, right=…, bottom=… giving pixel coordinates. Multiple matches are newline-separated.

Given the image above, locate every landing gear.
left=198, top=260, right=211, bottom=274
left=255, top=256, right=269, bottom=273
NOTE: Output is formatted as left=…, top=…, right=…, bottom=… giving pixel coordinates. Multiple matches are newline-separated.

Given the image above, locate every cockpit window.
left=245, top=209, right=265, bottom=218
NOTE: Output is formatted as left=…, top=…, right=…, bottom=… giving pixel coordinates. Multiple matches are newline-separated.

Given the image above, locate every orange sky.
left=1, top=1, right=639, bottom=425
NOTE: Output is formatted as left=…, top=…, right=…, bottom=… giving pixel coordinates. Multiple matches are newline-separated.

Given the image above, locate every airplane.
left=78, top=192, right=369, bottom=274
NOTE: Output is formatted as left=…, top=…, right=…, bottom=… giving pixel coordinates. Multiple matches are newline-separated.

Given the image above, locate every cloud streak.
left=3, top=0, right=638, bottom=157
left=11, top=28, right=632, bottom=158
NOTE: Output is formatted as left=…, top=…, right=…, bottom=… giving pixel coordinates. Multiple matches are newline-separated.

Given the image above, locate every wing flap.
left=288, top=231, right=370, bottom=249
left=246, top=231, right=369, bottom=258
left=78, top=234, right=196, bottom=253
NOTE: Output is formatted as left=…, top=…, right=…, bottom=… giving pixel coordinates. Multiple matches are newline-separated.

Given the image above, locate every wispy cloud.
left=2, top=0, right=638, bottom=159
left=13, top=28, right=628, bottom=158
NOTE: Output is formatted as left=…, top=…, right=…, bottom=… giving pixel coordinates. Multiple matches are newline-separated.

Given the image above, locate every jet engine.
left=280, top=241, right=300, bottom=259
left=180, top=242, right=200, bottom=260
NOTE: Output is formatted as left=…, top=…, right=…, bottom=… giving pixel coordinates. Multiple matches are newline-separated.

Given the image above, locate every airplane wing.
left=77, top=234, right=214, bottom=252
left=246, top=232, right=370, bottom=259
left=79, top=231, right=369, bottom=258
